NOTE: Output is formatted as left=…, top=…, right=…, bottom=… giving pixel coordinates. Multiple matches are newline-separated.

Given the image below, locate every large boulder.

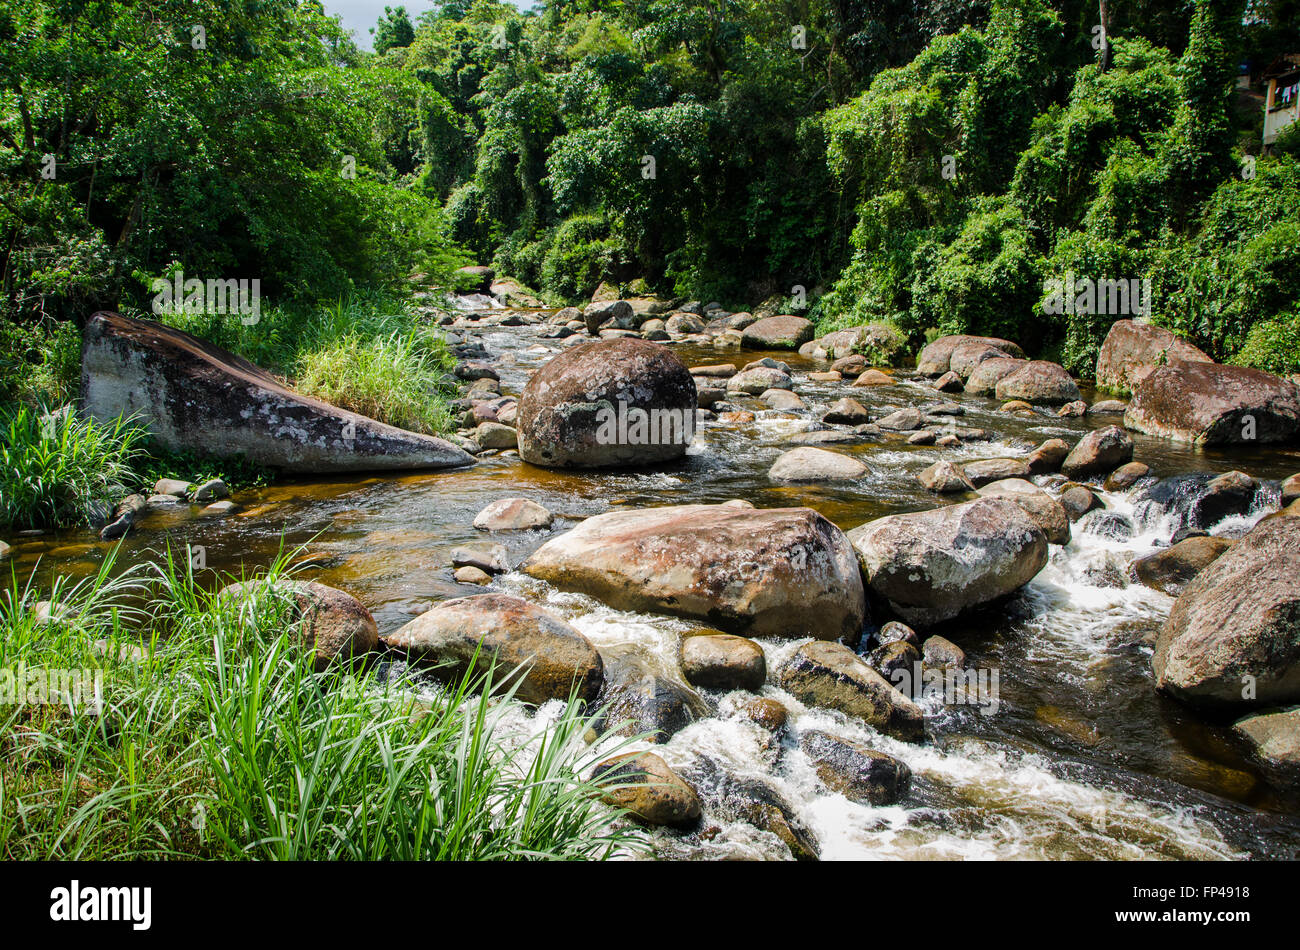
left=1125, top=362, right=1300, bottom=445
left=582, top=299, right=636, bottom=334
left=217, top=579, right=378, bottom=671
left=993, top=361, right=1082, bottom=405
left=778, top=641, right=924, bottom=740
left=977, top=478, right=1071, bottom=545
left=916, top=334, right=1025, bottom=377
left=949, top=341, right=1011, bottom=379
left=847, top=497, right=1049, bottom=626
left=1153, top=517, right=1300, bottom=708
left=381, top=594, right=604, bottom=705
left=1095, top=319, right=1213, bottom=396
left=965, top=357, right=1027, bottom=396
left=516, top=338, right=696, bottom=468
left=521, top=503, right=866, bottom=642
left=742, top=315, right=815, bottom=350
left=800, top=323, right=906, bottom=363
left=80, top=312, right=473, bottom=474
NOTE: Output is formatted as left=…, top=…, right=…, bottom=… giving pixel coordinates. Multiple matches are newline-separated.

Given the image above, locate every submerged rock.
left=848, top=497, right=1048, bottom=627
left=522, top=504, right=866, bottom=642
left=593, top=655, right=710, bottom=743
left=681, top=756, right=820, bottom=861
left=382, top=594, right=604, bottom=705
left=472, top=497, right=554, bottom=531
left=799, top=730, right=912, bottom=806
left=80, top=311, right=474, bottom=474
left=778, top=640, right=924, bottom=741
left=1233, top=708, right=1300, bottom=774
left=768, top=446, right=869, bottom=483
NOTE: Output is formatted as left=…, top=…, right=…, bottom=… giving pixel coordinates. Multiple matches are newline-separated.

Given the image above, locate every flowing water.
left=10, top=306, right=1300, bottom=860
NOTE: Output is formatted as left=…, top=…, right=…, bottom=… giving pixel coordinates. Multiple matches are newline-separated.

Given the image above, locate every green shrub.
left=0, top=405, right=147, bottom=530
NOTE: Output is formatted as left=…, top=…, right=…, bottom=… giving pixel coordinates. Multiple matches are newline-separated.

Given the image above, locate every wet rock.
left=807, top=371, right=842, bottom=383
left=1283, top=473, right=1300, bottom=507
left=867, top=640, right=920, bottom=682
left=517, top=338, right=695, bottom=468
left=877, top=620, right=920, bottom=647
left=799, top=730, right=912, bottom=806
left=1026, top=438, right=1070, bottom=475
left=522, top=504, right=866, bottom=642
left=978, top=478, right=1071, bottom=545
left=594, top=655, right=710, bottom=742
left=1233, top=708, right=1300, bottom=773
left=922, top=635, right=966, bottom=671
left=1126, top=362, right=1300, bottom=445
left=583, top=299, right=635, bottom=334
left=450, top=542, right=509, bottom=574
left=1134, top=536, right=1235, bottom=597
left=823, top=397, right=870, bottom=425
left=153, top=477, right=192, bottom=497
left=875, top=407, right=924, bottom=431
left=81, top=312, right=474, bottom=474
left=916, top=334, right=1025, bottom=377
left=719, top=410, right=756, bottom=424
left=217, top=579, right=378, bottom=671
left=934, top=371, right=964, bottom=393
left=202, top=500, right=236, bottom=515
left=1095, top=319, right=1213, bottom=395
left=1060, top=425, right=1134, bottom=479
left=918, top=460, right=976, bottom=494
left=769, top=447, right=869, bottom=483
left=1105, top=461, right=1151, bottom=491
left=847, top=497, right=1048, bottom=627
left=455, top=360, right=499, bottom=382
left=455, top=566, right=492, bottom=585
left=1089, top=399, right=1128, bottom=414
left=831, top=354, right=868, bottom=377
left=1153, top=517, right=1300, bottom=707
left=1057, top=400, right=1087, bottom=418
left=473, top=497, right=554, bottom=531
left=778, top=641, right=924, bottom=741
left=99, top=493, right=147, bottom=540
left=1135, top=472, right=1268, bottom=534
left=1078, top=509, right=1134, bottom=541
left=682, top=757, right=820, bottom=860
left=1000, top=400, right=1035, bottom=414
left=737, top=697, right=789, bottom=732
left=383, top=594, right=604, bottom=705
left=762, top=389, right=805, bottom=410
left=474, top=422, right=518, bottom=450
left=994, top=361, right=1082, bottom=405
left=691, top=363, right=737, bottom=378
left=786, top=429, right=860, bottom=446
left=727, top=367, right=794, bottom=394
left=1059, top=485, right=1102, bottom=521
left=963, top=458, right=1032, bottom=487
left=742, top=315, right=815, bottom=350
left=908, top=430, right=938, bottom=446
left=594, top=752, right=702, bottom=828
left=680, top=634, right=767, bottom=691
left=966, top=357, right=1027, bottom=396
left=852, top=369, right=895, bottom=387
left=934, top=434, right=960, bottom=447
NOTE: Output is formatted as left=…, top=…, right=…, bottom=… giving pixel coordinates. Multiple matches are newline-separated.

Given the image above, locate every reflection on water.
left=7, top=313, right=1300, bottom=860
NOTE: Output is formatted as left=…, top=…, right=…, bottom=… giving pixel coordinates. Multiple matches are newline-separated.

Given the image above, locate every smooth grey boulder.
left=80, top=312, right=473, bottom=474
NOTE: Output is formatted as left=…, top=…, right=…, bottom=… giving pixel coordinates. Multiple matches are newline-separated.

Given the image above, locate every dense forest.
left=2, top=0, right=1299, bottom=408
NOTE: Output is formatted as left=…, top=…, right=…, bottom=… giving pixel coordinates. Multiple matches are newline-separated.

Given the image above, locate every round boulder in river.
left=516, top=338, right=696, bottom=468
left=847, top=497, right=1049, bottom=627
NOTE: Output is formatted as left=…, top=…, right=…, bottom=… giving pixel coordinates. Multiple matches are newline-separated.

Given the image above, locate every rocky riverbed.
left=7, top=297, right=1300, bottom=860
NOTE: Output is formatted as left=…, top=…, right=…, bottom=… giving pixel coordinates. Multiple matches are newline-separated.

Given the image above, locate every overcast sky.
left=323, top=1, right=537, bottom=50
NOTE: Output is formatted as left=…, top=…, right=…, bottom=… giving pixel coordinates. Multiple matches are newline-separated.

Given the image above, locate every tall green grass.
left=0, top=546, right=645, bottom=860
left=151, top=291, right=460, bottom=435
left=0, top=405, right=148, bottom=530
